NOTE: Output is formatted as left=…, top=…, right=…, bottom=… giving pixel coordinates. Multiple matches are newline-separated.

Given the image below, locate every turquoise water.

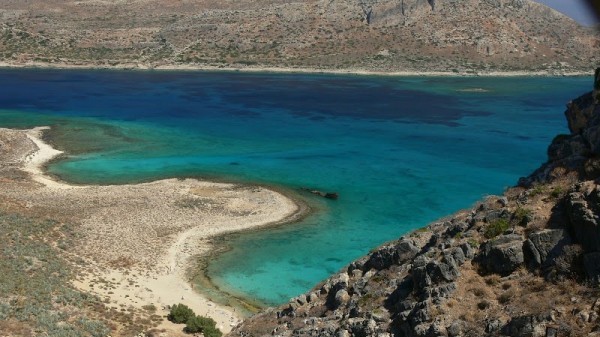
left=0, top=69, right=591, bottom=306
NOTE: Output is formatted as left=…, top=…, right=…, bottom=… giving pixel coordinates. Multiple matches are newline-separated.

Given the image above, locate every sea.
left=0, top=69, right=591, bottom=308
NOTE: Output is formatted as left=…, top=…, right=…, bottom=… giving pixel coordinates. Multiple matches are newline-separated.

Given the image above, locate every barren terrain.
left=0, top=0, right=597, bottom=73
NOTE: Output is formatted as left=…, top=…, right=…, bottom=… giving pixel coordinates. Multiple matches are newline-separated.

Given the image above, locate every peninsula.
left=0, top=126, right=303, bottom=336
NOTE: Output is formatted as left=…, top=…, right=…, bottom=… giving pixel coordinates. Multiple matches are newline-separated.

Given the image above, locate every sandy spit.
left=0, top=127, right=304, bottom=335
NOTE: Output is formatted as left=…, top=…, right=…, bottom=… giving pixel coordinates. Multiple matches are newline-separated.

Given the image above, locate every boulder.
left=476, top=234, right=524, bottom=275
left=412, top=253, right=460, bottom=292
left=365, top=239, right=419, bottom=270
left=446, top=320, right=463, bottom=337
left=523, top=229, right=571, bottom=269
left=501, top=314, right=549, bottom=337
left=485, top=318, right=503, bottom=333
left=460, top=242, right=475, bottom=259
left=333, top=289, right=351, bottom=308
left=565, top=182, right=600, bottom=252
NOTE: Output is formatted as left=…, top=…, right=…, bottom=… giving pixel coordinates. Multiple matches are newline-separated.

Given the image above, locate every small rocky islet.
left=230, top=70, right=600, bottom=337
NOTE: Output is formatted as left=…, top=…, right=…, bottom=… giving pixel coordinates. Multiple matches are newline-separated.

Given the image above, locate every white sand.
left=1, top=127, right=303, bottom=335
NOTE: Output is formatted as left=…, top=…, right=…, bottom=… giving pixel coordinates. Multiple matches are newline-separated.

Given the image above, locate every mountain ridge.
left=0, top=0, right=597, bottom=73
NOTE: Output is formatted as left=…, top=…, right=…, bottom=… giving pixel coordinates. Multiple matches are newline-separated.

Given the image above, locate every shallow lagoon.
left=0, top=69, right=590, bottom=306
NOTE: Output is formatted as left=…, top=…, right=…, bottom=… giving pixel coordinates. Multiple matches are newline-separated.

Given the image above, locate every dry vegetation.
left=0, top=0, right=597, bottom=72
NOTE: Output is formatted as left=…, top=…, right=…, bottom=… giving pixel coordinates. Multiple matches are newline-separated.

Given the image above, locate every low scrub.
left=484, top=219, right=510, bottom=239
left=0, top=212, right=110, bottom=337
left=167, top=303, right=195, bottom=324
left=168, top=303, right=222, bottom=336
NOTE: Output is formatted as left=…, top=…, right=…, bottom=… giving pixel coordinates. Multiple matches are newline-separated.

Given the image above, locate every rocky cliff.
left=0, top=0, right=597, bottom=72
left=229, top=71, right=600, bottom=336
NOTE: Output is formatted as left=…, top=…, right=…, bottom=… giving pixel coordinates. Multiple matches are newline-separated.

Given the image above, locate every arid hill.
left=0, top=0, right=598, bottom=72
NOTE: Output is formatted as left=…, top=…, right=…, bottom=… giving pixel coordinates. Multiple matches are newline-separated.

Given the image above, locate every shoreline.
left=189, top=192, right=316, bottom=315
left=0, top=60, right=593, bottom=77
left=4, top=126, right=309, bottom=334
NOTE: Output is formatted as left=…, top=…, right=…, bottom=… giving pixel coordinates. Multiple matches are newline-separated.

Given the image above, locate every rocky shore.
left=229, top=70, right=600, bottom=337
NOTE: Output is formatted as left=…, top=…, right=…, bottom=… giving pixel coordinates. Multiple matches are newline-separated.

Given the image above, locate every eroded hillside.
left=0, top=0, right=597, bottom=72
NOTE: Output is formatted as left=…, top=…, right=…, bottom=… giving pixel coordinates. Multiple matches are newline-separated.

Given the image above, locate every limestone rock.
left=365, top=239, right=419, bottom=271
left=501, top=314, right=550, bottom=337
left=523, top=229, right=571, bottom=269
left=565, top=182, right=600, bottom=252
left=476, top=234, right=524, bottom=275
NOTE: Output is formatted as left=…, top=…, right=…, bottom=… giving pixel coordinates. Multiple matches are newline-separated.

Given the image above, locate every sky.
left=533, top=0, right=599, bottom=26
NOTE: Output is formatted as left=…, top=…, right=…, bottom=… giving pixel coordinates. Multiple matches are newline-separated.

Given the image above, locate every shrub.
left=184, top=315, right=221, bottom=337
left=484, top=219, right=510, bottom=239
left=202, top=325, right=223, bottom=337
left=550, top=187, right=564, bottom=199
left=513, top=207, right=533, bottom=226
left=477, top=300, right=490, bottom=310
left=498, top=289, right=515, bottom=304
left=168, top=304, right=195, bottom=324
left=142, top=304, right=157, bottom=312
left=529, top=184, right=547, bottom=197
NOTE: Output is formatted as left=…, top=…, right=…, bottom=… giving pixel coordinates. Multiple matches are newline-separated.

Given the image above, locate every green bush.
left=484, top=219, right=510, bottom=239
left=550, top=187, right=564, bottom=199
left=168, top=303, right=222, bottom=336
left=184, top=315, right=221, bottom=337
left=168, top=303, right=195, bottom=324
left=201, top=325, right=223, bottom=337
left=513, top=207, right=533, bottom=226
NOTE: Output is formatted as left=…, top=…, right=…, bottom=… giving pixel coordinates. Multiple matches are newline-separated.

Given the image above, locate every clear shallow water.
left=0, top=69, right=590, bottom=306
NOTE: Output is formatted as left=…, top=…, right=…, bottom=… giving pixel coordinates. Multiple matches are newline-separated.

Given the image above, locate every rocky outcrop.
left=230, top=71, right=600, bottom=337
left=522, top=71, right=600, bottom=185
left=565, top=182, right=600, bottom=283
left=523, top=229, right=571, bottom=270
left=476, top=234, right=524, bottom=276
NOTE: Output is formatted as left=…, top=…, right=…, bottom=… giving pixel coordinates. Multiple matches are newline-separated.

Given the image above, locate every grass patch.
left=529, top=184, right=547, bottom=197
left=513, top=207, right=533, bottom=226
left=550, top=186, right=564, bottom=199
left=484, top=219, right=510, bottom=239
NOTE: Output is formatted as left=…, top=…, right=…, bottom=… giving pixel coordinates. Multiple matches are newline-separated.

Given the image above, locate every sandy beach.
left=0, top=60, right=592, bottom=77
left=0, top=127, right=304, bottom=335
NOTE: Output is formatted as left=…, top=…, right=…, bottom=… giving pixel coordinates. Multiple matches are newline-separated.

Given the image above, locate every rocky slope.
left=0, top=0, right=597, bottom=72
left=229, top=70, right=600, bottom=337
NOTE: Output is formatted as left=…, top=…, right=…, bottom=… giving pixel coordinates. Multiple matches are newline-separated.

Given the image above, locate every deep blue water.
left=0, top=69, right=590, bottom=307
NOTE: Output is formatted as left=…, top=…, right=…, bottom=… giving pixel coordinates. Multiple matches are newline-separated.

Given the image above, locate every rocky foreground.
left=0, top=0, right=598, bottom=73
left=229, top=71, right=600, bottom=337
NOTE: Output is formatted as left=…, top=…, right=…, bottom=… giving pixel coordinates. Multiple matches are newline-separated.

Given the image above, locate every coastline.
left=0, top=126, right=307, bottom=334
left=0, top=60, right=592, bottom=77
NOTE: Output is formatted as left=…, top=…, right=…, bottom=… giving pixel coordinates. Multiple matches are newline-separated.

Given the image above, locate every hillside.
left=0, top=0, right=598, bottom=73
left=230, top=70, right=600, bottom=336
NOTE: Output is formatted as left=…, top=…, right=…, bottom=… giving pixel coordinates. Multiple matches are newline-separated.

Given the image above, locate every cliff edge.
left=230, top=70, right=600, bottom=337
